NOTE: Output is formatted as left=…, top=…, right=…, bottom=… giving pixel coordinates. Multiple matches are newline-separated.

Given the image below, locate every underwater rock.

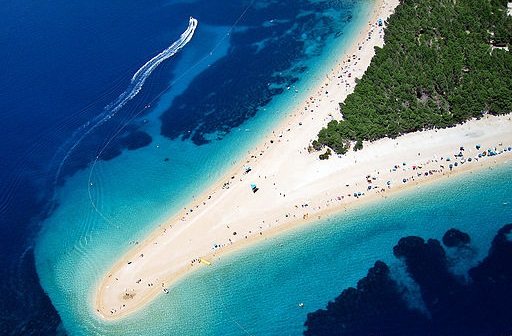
left=442, top=228, right=471, bottom=247
left=304, top=225, right=512, bottom=335
left=304, top=261, right=426, bottom=336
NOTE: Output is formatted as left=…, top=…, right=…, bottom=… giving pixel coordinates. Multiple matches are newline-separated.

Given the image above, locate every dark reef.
left=100, top=129, right=153, bottom=161
left=304, top=224, right=512, bottom=336
left=159, top=0, right=345, bottom=145
left=57, top=123, right=153, bottom=182
left=442, top=228, right=471, bottom=247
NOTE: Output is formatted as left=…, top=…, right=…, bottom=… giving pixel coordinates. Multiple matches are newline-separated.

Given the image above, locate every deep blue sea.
left=1, top=0, right=511, bottom=335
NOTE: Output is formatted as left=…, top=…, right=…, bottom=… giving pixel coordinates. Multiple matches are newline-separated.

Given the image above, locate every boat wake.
left=52, top=17, right=198, bottom=185
left=105, top=17, right=198, bottom=115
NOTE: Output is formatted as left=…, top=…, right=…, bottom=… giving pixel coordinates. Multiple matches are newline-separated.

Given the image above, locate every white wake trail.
left=106, top=17, right=198, bottom=113
left=52, top=17, right=198, bottom=184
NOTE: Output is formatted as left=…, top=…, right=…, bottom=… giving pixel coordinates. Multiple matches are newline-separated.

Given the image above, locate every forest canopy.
left=313, top=0, right=512, bottom=155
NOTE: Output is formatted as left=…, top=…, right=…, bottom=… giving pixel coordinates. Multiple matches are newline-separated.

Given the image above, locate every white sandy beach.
left=94, top=0, right=512, bottom=319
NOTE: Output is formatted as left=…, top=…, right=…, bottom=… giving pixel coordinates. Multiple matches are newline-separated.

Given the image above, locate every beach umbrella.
left=387, top=180, right=391, bottom=185
left=402, top=178, right=407, bottom=183
left=476, top=144, right=481, bottom=149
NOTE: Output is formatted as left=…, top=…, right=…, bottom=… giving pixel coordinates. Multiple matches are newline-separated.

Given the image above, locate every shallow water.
left=27, top=0, right=376, bottom=334
left=46, top=163, right=512, bottom=335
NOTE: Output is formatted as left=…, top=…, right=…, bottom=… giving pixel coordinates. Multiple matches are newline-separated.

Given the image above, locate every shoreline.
left=186, top=116, right=512, bottom=271
left=189, top=152, right=511, bottom=274
left=94, top=0, right=511, bottom=320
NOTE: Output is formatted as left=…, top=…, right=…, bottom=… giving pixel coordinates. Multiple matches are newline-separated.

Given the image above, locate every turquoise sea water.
left=39, top=161, right=512, bottom=335
left=31, top=0, right=381, bottom=334
left=20, top=0, right=511, bottom=334
left=164, top=163, right=512, bottom=336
